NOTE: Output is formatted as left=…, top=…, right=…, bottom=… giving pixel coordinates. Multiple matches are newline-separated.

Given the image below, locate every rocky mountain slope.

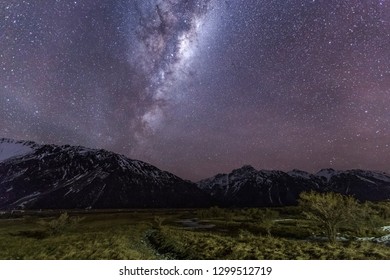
left=0, top=138, right=210, bottom=209
left=198, top=166, right=390, bottom=207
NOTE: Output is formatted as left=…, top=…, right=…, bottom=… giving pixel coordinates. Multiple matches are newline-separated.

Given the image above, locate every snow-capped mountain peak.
left=0, top=138, right=39, bottom=162
left=0, top=138, right=211, bottom=210
left=198, top=166, right=390, bottom=207
left=287, top=169, right=312, bottom=179
left=315, top=168, right=342, bottom=182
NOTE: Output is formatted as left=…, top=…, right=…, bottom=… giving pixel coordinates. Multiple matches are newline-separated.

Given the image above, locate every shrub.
left=153, top=216, right=166, bottom=229
left=368, top=201, right=390, bottom=220
left=243, top=208, right=279, bottom=236
left=349, top=202, right=383, bottom=236
left=38, top=212, right=84, bottom=236
left=299, top=191, right=363, bottom=243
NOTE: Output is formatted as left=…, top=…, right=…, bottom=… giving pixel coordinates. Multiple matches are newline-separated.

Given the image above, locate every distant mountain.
left=1, top=138, right=390, bottom=210
left=315, top=168, right=390, bottom=201
left=198, top=166, right=390, bottom=207
left=0, top=138, right=211, bottom=210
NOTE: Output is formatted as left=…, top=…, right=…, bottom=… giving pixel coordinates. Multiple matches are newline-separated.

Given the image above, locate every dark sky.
left=1, top=0, right=389, bottom=180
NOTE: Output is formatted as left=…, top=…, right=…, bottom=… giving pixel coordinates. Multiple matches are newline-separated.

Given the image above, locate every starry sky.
left=1, top=0, right=389, bottom=180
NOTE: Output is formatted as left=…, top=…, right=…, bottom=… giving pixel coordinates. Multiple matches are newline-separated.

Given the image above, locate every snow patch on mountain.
left=11, top=191, right=41, bottom=209
left=0, top=139, right=36, bottom=162
left=355, top=175, right=376, bottom=185
left=0, top=138, right=212, bottom=209
left=361, top=171, right=390, bottom=183
left=288, top=169, right=312, bottom=179
left=316, top=168, right=338, bottom=182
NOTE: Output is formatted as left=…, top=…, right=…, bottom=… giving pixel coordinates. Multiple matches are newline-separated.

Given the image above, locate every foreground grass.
left=0, top=208, right=389, bottom=260
left=0, top=212, right=161, bottom=259
left=148, top=226, right=390, bottom=260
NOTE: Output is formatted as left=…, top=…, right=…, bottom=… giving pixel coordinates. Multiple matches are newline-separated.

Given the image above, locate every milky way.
left=1, top=0, right=389, bottom=180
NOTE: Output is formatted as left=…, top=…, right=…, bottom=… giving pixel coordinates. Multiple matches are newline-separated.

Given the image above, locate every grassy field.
left=0, top=210, right=161, bottom=259
left=0, top=207, right=389, bottom=260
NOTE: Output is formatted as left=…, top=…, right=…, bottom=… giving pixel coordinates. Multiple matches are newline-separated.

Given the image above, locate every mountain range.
left=0, top=138, right=210, bottom=209
left=198, top=165, right=390, bottom=207
left=1, top=138, right=390, bottom=210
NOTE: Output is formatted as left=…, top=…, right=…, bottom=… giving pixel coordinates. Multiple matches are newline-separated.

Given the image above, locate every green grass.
left=0, top=211, right=161, bottom=259
left=148, top=226, right=390, bottom=260
left=0, top=207, right=389, bottom=260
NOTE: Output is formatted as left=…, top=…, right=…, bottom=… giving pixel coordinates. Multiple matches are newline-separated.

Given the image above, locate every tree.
left=246, top=208, right=279, bottom=236
left=299, top=191, right=359, bottom=243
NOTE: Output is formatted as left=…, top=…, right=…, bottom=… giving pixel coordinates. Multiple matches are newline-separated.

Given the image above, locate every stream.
left=176, top=218, right=215, bottom=229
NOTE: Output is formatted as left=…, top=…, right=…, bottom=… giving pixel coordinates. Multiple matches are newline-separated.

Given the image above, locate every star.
left=0, top=0, right=389, bottom=180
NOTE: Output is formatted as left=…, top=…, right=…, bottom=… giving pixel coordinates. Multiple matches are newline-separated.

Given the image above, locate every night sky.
left=1, top=0, right=389, bottom=180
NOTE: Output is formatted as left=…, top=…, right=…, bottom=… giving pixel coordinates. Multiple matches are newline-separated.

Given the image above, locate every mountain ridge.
left=1, top=138, right=390, bottom=209
left=198, top=164, right=390, bottom=206
left=0, top=138, right=211, bottom=209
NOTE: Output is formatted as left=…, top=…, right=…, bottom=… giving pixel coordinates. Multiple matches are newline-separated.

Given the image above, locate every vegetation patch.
left=148, top=226, right=390, bottom=260
left=0, top=197, right=389, bottom=260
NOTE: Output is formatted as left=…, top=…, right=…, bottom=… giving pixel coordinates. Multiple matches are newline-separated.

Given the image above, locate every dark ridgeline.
left=1, top=138, right=390, bottom=210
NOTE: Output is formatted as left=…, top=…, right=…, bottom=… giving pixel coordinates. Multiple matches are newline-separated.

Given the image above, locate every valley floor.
left=0, top=208, right=389, bottom=260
